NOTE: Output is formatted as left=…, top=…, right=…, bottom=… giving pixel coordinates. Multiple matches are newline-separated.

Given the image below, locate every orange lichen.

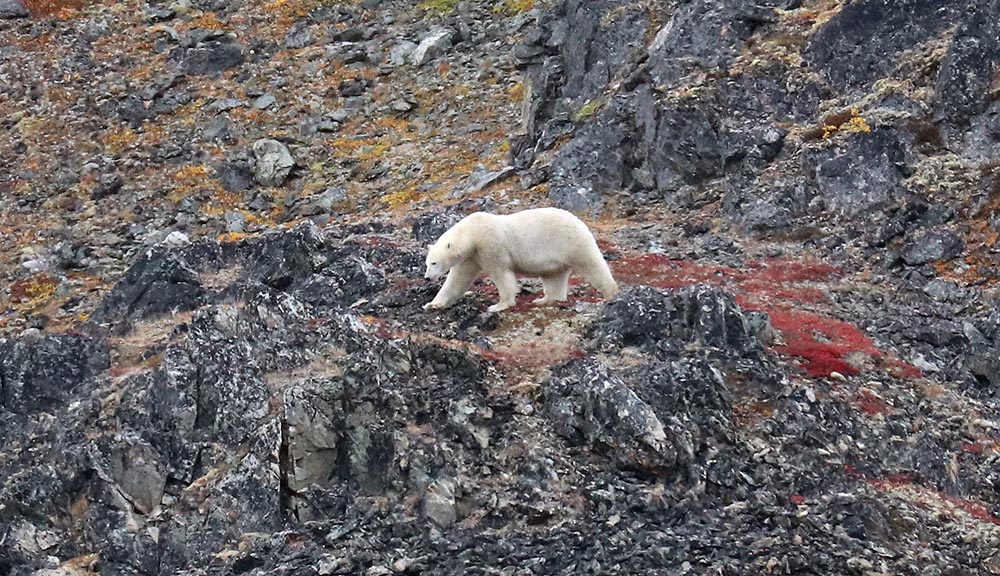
left=23, top=0, right=90, bottom=18
left=99, top=126, right=139, bottom=154
left=11, top=274, right=60, bottom=309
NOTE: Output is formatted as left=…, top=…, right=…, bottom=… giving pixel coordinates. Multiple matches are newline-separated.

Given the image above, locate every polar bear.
left=423, top=208, right=619, bottom=313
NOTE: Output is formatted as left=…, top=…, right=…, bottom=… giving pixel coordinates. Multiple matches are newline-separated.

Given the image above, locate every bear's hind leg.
left=534, top=270, right=571, bottom=305
left=485, top=268, right=519, bottom=313
left=424, top=260, right=481, bottom=310
left=577, top=257, right=619, bottom=300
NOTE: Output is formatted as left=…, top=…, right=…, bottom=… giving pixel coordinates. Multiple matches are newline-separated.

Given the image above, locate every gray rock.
left=0, top=0, right=28, bottom=18
left=590, top=285, right=765, bottom=361
left=449, top=167, right=514, bottom=198
left=253, top=93, right=276, bottom=109
left=91, top=173, right=124, bottom=200
left=410, top=29, right=454, bottom=66
left=205, top=97, right=246, bottom=113
left=422, top=478, right=457, bottom=527
left=145, top=5, right=176, bottom=22
left=225, top=211, right=247, bottom=233
left=178, top=39, right=245, bottom=75
left=922, top=278, right=967, bottom=302
left=215, top=160, right=255, bottom=192
left=252, top=139, right=295, bottom=186
left=162, top=230, right=191, bottom=248
left=203, top=116, right=237, bottom=143
left=901, top=228, right=964, bottom=265
left=390, top=98, right=415, bottom=113
left=388, top=40, right=418, bottom=66
left=411, top=210, right=464, bottom=243
left=285, top=18, right=315, bottom=48
left=813, top=130, right=907, bottom=218
left=806, top=0, right=964, bottom=92
left=0, top=334, right=109, bottom=414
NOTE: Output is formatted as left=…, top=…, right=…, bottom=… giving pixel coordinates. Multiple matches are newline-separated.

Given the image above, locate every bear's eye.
left=431, top=262, right=437, bottom=266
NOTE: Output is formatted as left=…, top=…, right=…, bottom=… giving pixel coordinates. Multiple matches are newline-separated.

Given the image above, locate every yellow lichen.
left=99, top=126, right=139, bottom=154
left=821, top=108, right=871, bottom=139
left=217, top=232, right=252, bottom=243
left=573, top=98, right=605, bottom=123
left=11, top=273, right=59, bottom=310
left=494, top=0, right=534, bottom=14
left=508, top=81, right=525, bottom=102
left=420, top=0, right=460, bottom=13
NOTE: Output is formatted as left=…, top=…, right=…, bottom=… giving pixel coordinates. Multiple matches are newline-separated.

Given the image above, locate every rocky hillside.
left=2, top=0, right=1000, bottom=574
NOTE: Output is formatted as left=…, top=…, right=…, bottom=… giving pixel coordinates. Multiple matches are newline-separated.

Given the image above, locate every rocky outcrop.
left=4, top=0, right=1000, bottom=574
left=516, top=0, right=1000, bottom=241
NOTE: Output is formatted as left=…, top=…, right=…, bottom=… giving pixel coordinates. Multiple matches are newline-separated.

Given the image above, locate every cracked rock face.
left=4, top=0, right=1000, bottom=574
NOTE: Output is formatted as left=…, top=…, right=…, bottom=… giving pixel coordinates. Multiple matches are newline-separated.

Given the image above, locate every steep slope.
left=2, top=1, right=1000, bottom=575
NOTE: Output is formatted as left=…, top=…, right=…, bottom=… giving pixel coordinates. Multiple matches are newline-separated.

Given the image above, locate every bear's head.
left=424, top=239, right=461, bottom=280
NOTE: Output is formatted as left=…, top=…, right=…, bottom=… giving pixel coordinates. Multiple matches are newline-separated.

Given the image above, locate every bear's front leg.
left=424, top=260, right=480, bottom=310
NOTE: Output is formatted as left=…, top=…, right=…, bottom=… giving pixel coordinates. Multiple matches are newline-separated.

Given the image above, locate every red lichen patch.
left=612, top=253, right=741, bottom=289
left=744, top=258, right=841, bottom=283
left=735, top=281, right=830, bottom=305
left=959, top=436, right=1000, bottom=456
left=855, top=389, right=892, bottom=416
left=789, top=494, right=806, bottom=505
left=871, top=473, right=917, bottom=488
left=756, top=306, right=879, bottom=378
left=611, top=252, right=921, bottom=379
left=941, top=494, right=1000, bottom=526
left=480, top=342, right=586, bottom=372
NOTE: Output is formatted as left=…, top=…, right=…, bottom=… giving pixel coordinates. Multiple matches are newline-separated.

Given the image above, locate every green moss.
left=573, top=98, right=605, bottom=123
left=420, top=0, right=460, bottom=13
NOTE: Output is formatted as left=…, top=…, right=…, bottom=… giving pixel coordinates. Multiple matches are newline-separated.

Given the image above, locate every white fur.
left=423, top=208, right=619, bottom=313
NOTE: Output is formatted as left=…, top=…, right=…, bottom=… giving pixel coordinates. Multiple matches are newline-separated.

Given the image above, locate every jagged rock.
left=284, top=18, right=315, bottom=48
left=811, top=130, right=908, bottom=218
left=546, top=354, right=742, bottom=488
left=388, top=40, right=418, bottom=66
left=86, top=248, right=204, bottom=333
left=901, top=228, right=964, bottom=265
left=0, top=333, right=109, bottom=414
left=177, top=38, right=245, bottom=75
left=91, top=173, right=124, bottom=201
left=547, top=359, right=676, bottom=471
left=215, top=160, right=255, bottom=192
left=423, top=478, right=457, bottom=527
left=0, top=0, right=27, bottom=19
left=806, top=0, right=965, bottom=91
left=411, top=29, right=453, bottom=66
left=162, top=230, right=191, bottom=248
left=410, top=211, right=464, bottom=243
left=252, top=138, right=295, bottom=186
left=589, top=285, right=763, bottom=360
left=648, top=0, right=777, bottom=88
left=253, top=93, right=276, bottom=109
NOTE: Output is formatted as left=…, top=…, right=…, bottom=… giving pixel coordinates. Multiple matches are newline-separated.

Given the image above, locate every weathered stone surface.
left=811, top=130, right=908, bottom=218
left=0, top=333, right=109, bottom=414
left=177, top=38, right=245, bottom=75
left=806, top=0, right=966, bottom=91
left=900, top=228, right=965, bottom=265
left=86, top=248, right=204, bottom=333
left=411, top=28, right=453, bottom=66
left=0, top=0, right=27, bottom=19
left=252, top=138, right=295, bottom=186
